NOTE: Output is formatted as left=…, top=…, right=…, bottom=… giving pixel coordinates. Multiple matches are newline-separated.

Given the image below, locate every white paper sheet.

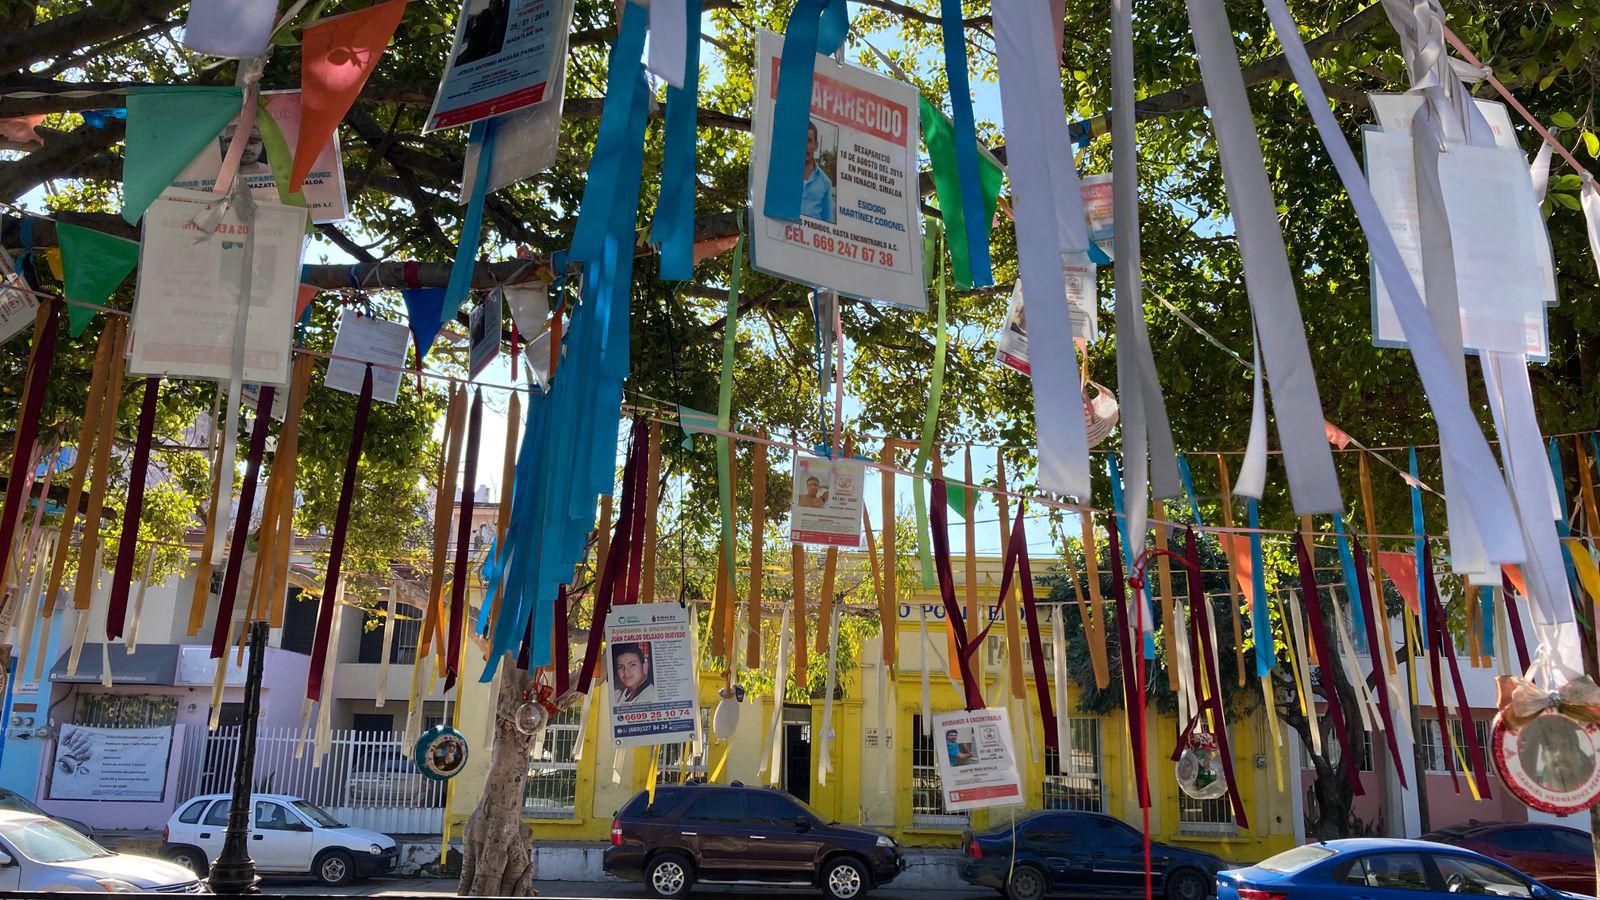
left=182, top=0, right=276, bottom=58
left=325, top=313, right=409, bottom=403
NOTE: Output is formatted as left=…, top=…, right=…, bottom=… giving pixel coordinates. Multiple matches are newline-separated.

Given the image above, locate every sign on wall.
left=605, top=602, right=696, bottom=747
left=48, top=724, right=173, bottom=802
left=930, top=707, right=1024, bottom=811
left=749, top=29, right=925, bottom=310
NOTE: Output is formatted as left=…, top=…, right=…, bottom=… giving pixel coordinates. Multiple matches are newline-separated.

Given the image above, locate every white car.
left=0, top=810, right=203, bottom=893
left=161, top=793, right=397, bottom=886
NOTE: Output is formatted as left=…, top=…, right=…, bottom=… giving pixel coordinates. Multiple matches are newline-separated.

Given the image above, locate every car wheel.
left=315, top=849, right=356, bottom=887
left=1165, top=869, right=1210, bottom=900
left=1005, top=864, right=1048, bottom=900
left=821, top=856, right=869, bottom=900
left=646, top=852, right=694, bottom=899
left=162, top=845, right=207, bottom=877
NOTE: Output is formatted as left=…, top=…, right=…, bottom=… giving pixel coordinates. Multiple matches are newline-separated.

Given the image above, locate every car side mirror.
left=794, top=816, right=811, bottom=831
left=290, top=822, right=313, bottom=832
left=1530, top=886, right=1552, bottom=900
left=0, top=848, right=15, bottom=866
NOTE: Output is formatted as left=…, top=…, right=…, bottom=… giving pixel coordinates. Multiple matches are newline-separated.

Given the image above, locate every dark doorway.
left=280, top=588, right=317, bottom=655
left=352, top=713, right=394, bottom=735
left=782, top=705, right=812, bottom=803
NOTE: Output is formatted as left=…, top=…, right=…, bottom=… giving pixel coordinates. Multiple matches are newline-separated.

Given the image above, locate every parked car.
left=0, top=788, right=92, bottom=838
left=603, top=782, right=906, bottom=900
left=960, top=810, right=1226, bottom=900
left=0, top=809, right=203, bottom=893
left=1217, top=838, right=1594, bottom=899
left=160, top=792, right=397, bottom=886
left=1424, top=822, right=1595, bottom=895
left=345, top=755, right=422, bottom=807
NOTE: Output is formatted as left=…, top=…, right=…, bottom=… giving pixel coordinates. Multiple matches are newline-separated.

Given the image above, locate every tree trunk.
left=458, top=668, right=539, bottom=897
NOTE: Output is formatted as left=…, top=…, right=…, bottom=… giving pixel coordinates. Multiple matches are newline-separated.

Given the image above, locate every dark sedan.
left=1424, top=822, right=1595, bottom=895
left=604, top=782, right=905, bottom=900
left=961, top=810, right=1225, bottom=900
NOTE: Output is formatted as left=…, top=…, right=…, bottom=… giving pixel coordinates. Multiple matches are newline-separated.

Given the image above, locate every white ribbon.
left=759, top=605, right=789, bottom=783
left=1235, top=334, right=1268, bottom=500
left=818, top=607, right=839, bottom=785
left=375, top=586, right=397, bottom=707
left=646, top=0, right=691, bottom=89
left=1049, top=603, right=1069, bottom=754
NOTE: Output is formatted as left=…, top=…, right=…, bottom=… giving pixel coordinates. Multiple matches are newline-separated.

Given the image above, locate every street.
left=268, top=878, right=993, bottom=898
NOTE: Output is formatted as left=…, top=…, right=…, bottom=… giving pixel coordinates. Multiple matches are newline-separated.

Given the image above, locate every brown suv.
left=603, top=782, right=906, bottom=900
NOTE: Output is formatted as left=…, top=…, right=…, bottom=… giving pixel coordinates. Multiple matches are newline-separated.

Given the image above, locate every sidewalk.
left=271, top=877, right=993, bottom=897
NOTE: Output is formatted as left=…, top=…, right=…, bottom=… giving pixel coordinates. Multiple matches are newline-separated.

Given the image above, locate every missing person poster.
left=749, top=29, right=925, bottom=310
left=427, top=0, right=568, bottom=131
left=0, top=274, right=39, bottom=345
left=606, top=602, right=696, bottom=747
left=325, top=313, right=410, bottom=403
left=468, top=290, right=503, bottom=379
left=995, top=253, right=1098, bottom=376
left=129, top=189, right=307, bottom=386
left=930, top=707, right=1023, bottom=811
left=171, top=90, right=350, bottom=224
left=48, top=724, right=173, bottom=802
left=790, top=453, right=866, bottom=548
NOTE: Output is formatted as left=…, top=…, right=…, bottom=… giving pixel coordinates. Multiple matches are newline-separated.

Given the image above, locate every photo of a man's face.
left=945, top=727, right=976, bottom=767
left=611, top=642, right=657, bottom=703
left=1519, top=714, right=1597, bottom=795
left=219, top=123, right=268, bottom=173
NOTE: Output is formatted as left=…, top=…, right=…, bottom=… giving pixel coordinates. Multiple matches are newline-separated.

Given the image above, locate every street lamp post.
left=206, top=620, right=268, bottom=895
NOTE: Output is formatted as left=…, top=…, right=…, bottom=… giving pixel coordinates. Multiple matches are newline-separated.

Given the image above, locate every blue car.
left=960, top=810, right=1226, bottom=900
left=1217, top=838, right=1596, bottom=900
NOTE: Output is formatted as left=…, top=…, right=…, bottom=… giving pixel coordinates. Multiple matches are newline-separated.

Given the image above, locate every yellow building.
left=444, top=557, right=1297, bottom=862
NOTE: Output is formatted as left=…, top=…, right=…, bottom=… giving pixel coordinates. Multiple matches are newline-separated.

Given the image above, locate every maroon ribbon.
left=554, top=583, right=570, bottom=695
left=623, top=427, right=649, bottom=605
left=997, top=503, right=1056, bottom=745
left=306, top=365, right=374, bottom=699
left=106, top=377, right=161, bottom=641
left=929, top=478, right=986, bottom=711
left=576, top=422, right=646, bottom=694
left=444, top=389, right=485, bottom=693
left=1423, top=541, right=1492, bottom=798
left=1501, top=571, right=1532, bottom=673
left=1346, top=526, right=1408, bottom=789
left=1105, top=513, right=1151, bottom=809
left=0, top=302, right=58, bottom=583
left=1182, top=527, right=1248, bottom=827
left=1292, top=532, right=1366, bottom=796
left=209, top=385, right=276, bottom=657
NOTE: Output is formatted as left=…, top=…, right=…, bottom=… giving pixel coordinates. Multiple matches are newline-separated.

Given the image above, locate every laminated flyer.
left=931, top=707, right=1024, bottom=811
left=749, top=29, right=925, bottom=310
left=325, top=313, right=410, bottom=403
left=427, top=0, right=567, bottom=131
left=995, top=253, right=1098, bottom=376
left=606, top=602, right=697, bottom=747
left=790, top=453, right=866, bottom=549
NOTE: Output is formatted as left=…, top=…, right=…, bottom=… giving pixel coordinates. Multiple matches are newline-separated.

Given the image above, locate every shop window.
left=910, top=715, right=968, bottom=829
left=1298, top=728, right=1374, bottom=772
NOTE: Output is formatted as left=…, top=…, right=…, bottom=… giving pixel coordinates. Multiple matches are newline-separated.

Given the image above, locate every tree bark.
left=458, top=668, right=539, bottom=898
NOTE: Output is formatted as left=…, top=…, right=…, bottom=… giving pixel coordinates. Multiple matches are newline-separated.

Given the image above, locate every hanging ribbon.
left=444, top=390, right=484, bottom=693
left=937, top=0, right=991, bottom=287
left=305, top=365, right=374, bottom=698
left=1109, top=454, right=1154, bottom=657
left=423, top=386, right=466, bottom=659
left=1292, top=531, right=1365, bottom=795
left=1104, top=511, right=1149, bottom=809
left=649, top=0, right=701, bottom=280
left=930, top=479, right=988, bottom=710
left=913, top=231, right=946, bottom=591
left=1183, top=527, right=1248, bottom=826
left=1407, top=447, right=1429, bottom=646
left=1001, top=503, right=1056, bottom=746
left=209, top=384, right=276, bottom=657
left=46, top=316, right=120, bottom=609
left=995, top=455, right=1027, bottom=696
left=746, top=434, right=767, bottom=668
left=792, top=544, right=809, bottom=688
left=575, top=424, right=648, bottom=694
left=1212, top=456, right=1247, bottom=684
left=439, top=118, right=497, bottom=340
left=105, top=377, right=161, bottom=641
left=1423, top=541, right=1494, bottom=797
left=1347, top=527, right=1408, bottom=788
left=1078, top=510, right=1112, bottom=688
left=1332, top=518, right=1367, bottom=652
left=763, top=0, right=849, bottom=220
left=255, top=355, right=313, bottom=628
left=1502, top=570, right=1532, bottom=672
left=0, top=302, right=57, bottom=584
left=714, top=235, right=745, bottom=595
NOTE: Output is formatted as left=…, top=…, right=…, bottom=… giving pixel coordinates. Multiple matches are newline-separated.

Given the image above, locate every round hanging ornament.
left=414, top=724, right=470, bottom=782
left=513, top=683, right=563, bottom=736
left=1175, top=729, right=1228, bottom=800
left=1491, top=675, right=1600, bottom=814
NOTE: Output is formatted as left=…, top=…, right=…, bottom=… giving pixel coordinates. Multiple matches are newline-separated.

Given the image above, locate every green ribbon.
left=716, top=232, right=746, bottom=590
left=913, top=226, right=948, bottom=589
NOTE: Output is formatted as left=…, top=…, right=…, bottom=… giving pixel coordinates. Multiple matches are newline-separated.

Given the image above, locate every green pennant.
left=55, top=223, right=140, bottom=337
left=920, top=95, right=1003, bottom=292
left=945, top=484, right=968, bottom=517
left=121, top=86, right=244, bottom=224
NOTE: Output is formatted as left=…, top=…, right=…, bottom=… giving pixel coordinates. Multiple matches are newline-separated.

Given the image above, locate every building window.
left=356, top=604, right=422, bottom=666
left=524, top=707, right=582, bottom=818
left=911, top=715, right=969, bottom=829
left=74, top=694, right=178, bottom=728
left=1299, top=729, right=1374, bottom=773
left=1419, top=719, right=1492, bottom=775
left=1044, top=718, right=1103, bottom=811
left=1179, top=723, right=1238, bottom=835
left=655, top=709, right=713, bottom=784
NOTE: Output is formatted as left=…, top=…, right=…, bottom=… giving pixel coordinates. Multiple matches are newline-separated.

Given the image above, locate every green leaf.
left=1585, top=131, right=1599, bottom=157
left=1541, top=73, right=1558, bottom=91
left=1552, top=111, right=1578, bottom=128
left=1555, top=191, right=1583, bottom=211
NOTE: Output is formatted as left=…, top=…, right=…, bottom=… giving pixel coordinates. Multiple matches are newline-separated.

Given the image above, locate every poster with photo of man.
left=427, top=0, right=568, bottom=131
left=930, top=708, right=1023, bottom=811
left=605, top=602, right=696, bottom=747
left=789, top=453, right=866, bottom=549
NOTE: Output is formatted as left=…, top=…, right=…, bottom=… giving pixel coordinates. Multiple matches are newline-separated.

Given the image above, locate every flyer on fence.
left=931, top=707, right=1024, bottom=811
left=129, top=188, right=307, bottom=386
left=606, top=602, right=697, bottom=747
left=171, top=90, right=349, bottom=223
left=48, top=724, right=173, bottom=802
left=325, top=313, right=410, bottom=403
left=790, top=453, right=866, bottom=548
left=995, top=253, right=1098, bottom=376
left=427, top=0, right=567, bottom=131
left=749, top=29, right=925, bottom=311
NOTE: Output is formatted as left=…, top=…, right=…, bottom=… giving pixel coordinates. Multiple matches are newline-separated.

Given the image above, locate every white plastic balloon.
left=712, top=695, right=740, bottom=739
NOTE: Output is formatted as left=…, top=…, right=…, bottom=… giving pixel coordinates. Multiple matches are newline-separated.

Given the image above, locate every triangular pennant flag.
left=1378, top=550, right=1422, bottom=614
left=920, top=95, right=1003, bottom=291
left=502, top=282, right=550, bottom=338
left=296, top=283, right=319, bottom=320
left=55, top=223, right=140, bottom=337
left=944, top=484, right=968, bottom=516
left=293, top=0, right=408, bottom=192
left=402, top=286, right=449, bottom=359
left=121, top=87, right=244, bottom=224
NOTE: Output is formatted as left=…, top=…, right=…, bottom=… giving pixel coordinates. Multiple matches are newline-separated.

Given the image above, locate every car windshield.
left=0, top=818, right=112, bottom=863
left=1258, top=845, right=1337, bottom=873
left=0, top=793, right=43, bottom=817
left=290, top=801, right=344, bottom=828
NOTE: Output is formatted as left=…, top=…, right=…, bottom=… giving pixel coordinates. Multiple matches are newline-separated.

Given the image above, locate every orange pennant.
left=1377, top=551, right=1422, bottom=614
left=293, top=0, right=408, bottom=191
left=1502, top=564, right=1528, bottom=600
left=1220, top=534, right=1256, bottom=609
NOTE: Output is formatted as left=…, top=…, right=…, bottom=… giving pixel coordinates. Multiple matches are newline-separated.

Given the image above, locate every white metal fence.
left=175, top=727, right=446, bottom=835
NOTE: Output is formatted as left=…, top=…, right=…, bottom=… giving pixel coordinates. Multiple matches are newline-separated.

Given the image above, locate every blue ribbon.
left=1176, top=452, right=1204, bottom=525
left=1332, top=517, right=1366, bottom=652
left=1408, top=447, right=1427, bottom=648
left=938, top=0, right=991, bottom=286
left=1480, top=585, right=1495, bottom=657
left=571, top=1, right=652, bottom=262
left=762, top=0, right=849, bottom=221
left=650, top=0, right=702, bottom=281
left=440, top=117, right=497, bottom=355
left=1248, top=498, right=1272, bottom=676
left=1547, top=438, right=1583, bottom=606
